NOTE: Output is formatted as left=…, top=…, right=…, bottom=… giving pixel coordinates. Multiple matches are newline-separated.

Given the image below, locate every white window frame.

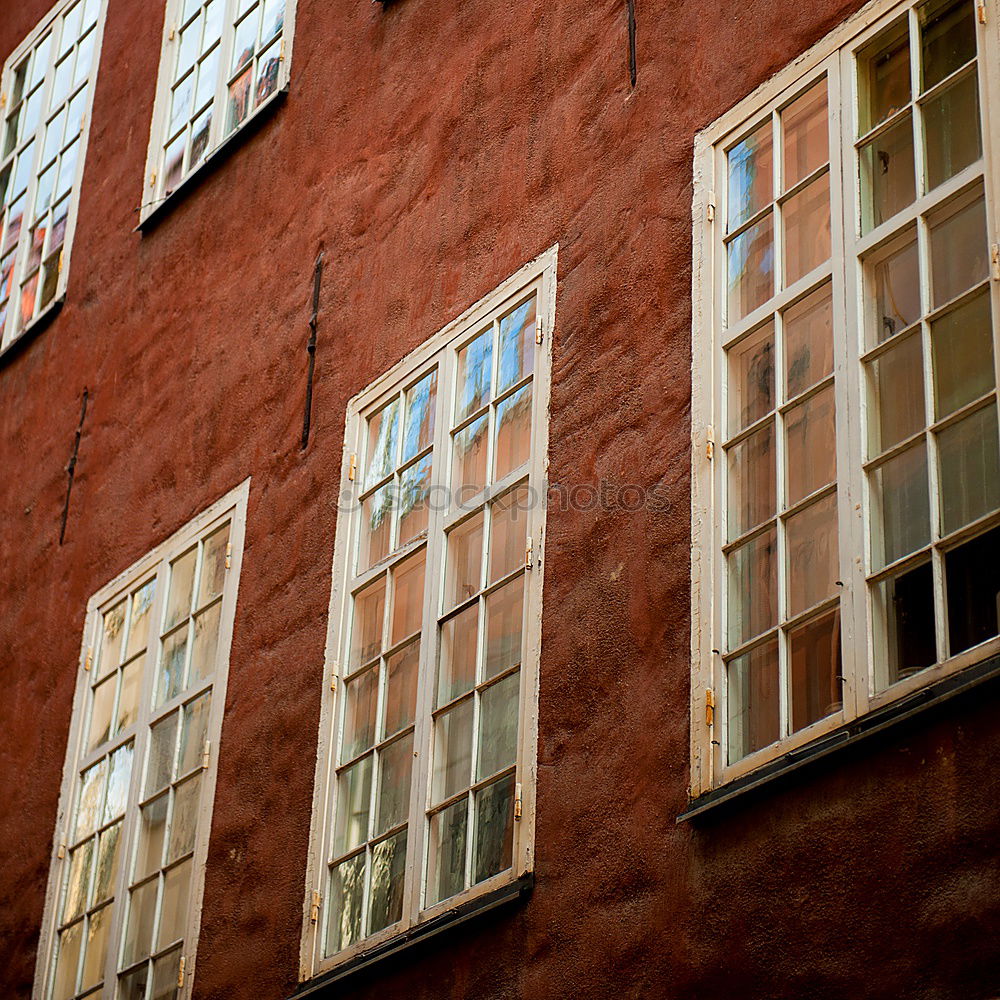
left=691, top=0, right=1000, bottom=795
left=32, top=479, right=250, bottom=1000
left=300, top=248, right=556, bottom=981
left=139, top=0, right=297, bottom=224
left=0, top=0, right=109, bottom=355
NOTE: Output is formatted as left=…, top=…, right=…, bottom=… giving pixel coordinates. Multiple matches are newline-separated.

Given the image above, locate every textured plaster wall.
left=1, top=0, right=998, bottom=998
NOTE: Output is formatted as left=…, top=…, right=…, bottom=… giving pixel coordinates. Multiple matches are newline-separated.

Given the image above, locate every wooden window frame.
left=300, top=248, right=556, bottom=982
left=691, top=0, right=1000, bottom=796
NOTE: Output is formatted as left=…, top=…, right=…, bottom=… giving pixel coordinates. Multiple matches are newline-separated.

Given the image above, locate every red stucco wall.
left=1, top=0, right=999, bottom=997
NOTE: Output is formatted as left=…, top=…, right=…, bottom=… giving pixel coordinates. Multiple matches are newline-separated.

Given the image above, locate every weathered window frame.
left=32, top=480, right=250, bottom=1000
left=691, top=0, right=1000, bottom=797
left=300, top=248, right=556, bottom=982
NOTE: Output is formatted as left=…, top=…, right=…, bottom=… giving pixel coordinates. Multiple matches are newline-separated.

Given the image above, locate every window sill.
left=136, top=86, right=288, bottom=234
left=0, top=294, right=65, bottom=367
left=677, top=652, right=1000, bottom=823
left=290, top=875, right=534, bottom=997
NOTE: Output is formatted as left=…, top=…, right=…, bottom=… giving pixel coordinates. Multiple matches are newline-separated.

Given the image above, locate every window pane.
left=350, top=578, right=385, bottom=669
left=334, top=756, right=372, bottom=856
left=782, top=171, right=831, bottom=286
left=923, top=71, right=982, bottom=190
left=785, top=383, right=836, bottom=505
left=784, top=283, right=833, bottom=400
left=359, top=485, right=392, bottom=572
left=477, top=670, right=519, bottom=780
left=474, top=773, right=515, bottom=885
left=165, top=548, right=196, bottom=631
left=726, top=638, right=780, bottom=761
left=786, top=492, right=839, bottom=617
left=127, top=580, right=156, bottom=657
left=789, top=608, right=843, bottom=731
left=198, top=524, right=230, bottom=607
left=383, top=641, right=418, bottom=738
left=494, top=383, right=532, bottom=481
left=946, top=525, right=1000, bottom=655
left=104, top=741, right=133, bottom=823
left=151, top=947, right=182, bottom=1000
left=260, top=0, right=286, bottom=43
left=727, top=213, right=774, bottom=322
left=727, top=420, right=776, bottom=540
left=146, top=713, right=178, bottom=796
left=390, top=549, right=425, bottom=645
left=874, top=560, right=937, bottom=686
left=75, top=759, right=106, bottom=841
left=226, top=66, right=252, bottom=133
left=489, top=486, right=529, bottom=584
left=497, top=297, right=536, bottom=393
left=52, top=920, right=83, bottom=1000
left=167, top=772, right=201, bottom=863
left=921, top=0, right=977, bottom=89
left=453, top=415, right=489, bottom=503
left=342, top=667, right=377, bottom=762
left=366, top=399, right=399, bottom=488
left=326, top=853, right=364, bottom=955
left=122, top=878, right=157, bottom=967
left=118, top=964, right=149, bottom=1000
left=190, top=602, right=221, bottom=684
left=860, top=115, right=915, bottom=233
left=445, top=512, right=484, bottom=610
left=869, top=231, right=921, bottom=344
left=88, top=675, right=115, bottom=752
left=97, top=600, right=127, bottom=677
left=456, top=328, right=493, bottom=421
left=867, top=329, right=926, bottom=455
left=93, top=821, right=121, bottom=906
left=782, top=79, right=828, bottom=190
left=727, top=120, right=773, bottom=231
left=375, top=734, right=412, bottom=835
left=432, top=698, right=473, bottom=803
left=427, top=799, right=467, bottom=905
left=63, top=839, right=93, bottom=922
left=368, top=829, right=406, bottom=934
left=931, top=290, right=994, bottom=419
left=859, top=20, right=911, bottom=133
left=727, top=321, right=774, bottom=435
left=727, top=527, right=777, bottom=648
left=438, top=604, right=478, bottom=705
left=157, top=857, right=192, bottom=949
left=484, top=574, right=524, bottom=680
left=929, top=194, right=988, bottom=307
left=937, top=404, right=1000, bottom=534
left=398, top=454, right=432, bottom=545
left=872, top=443, right=931, bottom=566
left=80, top=902, right=109, bottom=992
left=136, top=795, right=168, bottom=881
left=402, top=369, right=437, bottom=462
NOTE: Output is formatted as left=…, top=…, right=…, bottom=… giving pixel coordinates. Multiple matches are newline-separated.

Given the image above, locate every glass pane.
left=782, top=80, right=828, bottom=190
left=366, top=398, right=399, bottom=488
left=226, top=66, right=252, bottom=133
left=327, top=853, right=364, bottom=955
left=782, top=171, right=830, bottom=287
left=484, top=575, right=524, bottom=680
left=860, top=115, right=915, bottom=233
left=80, top=902, right=109, bottom=991
left=453, top=415, right=489, bottom=502
left=391, top=549, right=425, bottom=644
left=929, top=194, right=988, bottom=307
left=151, top=946, right=182, bottom=1000
left=726, top=638, right=780, bottom=761
left=860, top=21, right=911, bottom=132
left=727, top=321, right=774, bottom=435
left=376, top=734, right=413, bottom=834
left=342, top=667, right=377, bottom=761
left=260, top=0, right=286, bottom=42
left=938, top=404, right=1000, bottom=534
left=931, top=290, right=994, bottom=419
left=122, top=878, right=157, bottom=967
left=786, top=492, right=839, bottom=617
left=118, top=964, right=149, bottom=1000
left=163, top=132, right=185, bottom=192
left=384, top=640, right=418, bottom=738
left=784, top=284, right=833, bottom=399
left=127, top=581, right=156, bottom=657
left=867, top=329, right=926, bottom=455
left=168, top=773, right=201, bottom=863
left=494, top=383, right=532, bottom=481
left=727, top=420, right=776, bottom=540
left=946, top=524, right=1000, bottom=655
left=104, top=741, right=133, bottom=823
left=135, top=795, right=168, bottom=881
left=870, top=232, right=921, bottom=344
left=439, top=604, right=478, bottom=705
left=350, top=578, right=385, bottom=668
left=489, top=485, right=529, bottom=584
left=204, top=0, right=224, bottom=47
left=64, top=839, right=93, bottom=922
left=359, top=485, right=392, bottom=572
left=157, top=625, right=188, bottom=706
left=474, top=774, right=515, bottom=884
left=190, top=602, right=221, bottom=683
left=432, top=699, right=473, bottom=803
left=872, top=443, right=931, bottom=566
left=498, top=297, right=536, bottom=393
left=368, top=829, right=406, bottom=934
left=88, top=676, right=115, bottom=751
left=199, top=523, right=230, bottom=606
left=195, top=49, right=219, bottom=110
left=727, top=526, right=777, bottom=648
left=231, top=11, right=257, bottom=73
left=446, top=511, right=484, bottom=610
left=52, top=921, right=83, bottom=1000
left=334, top=756, right=372, bottom=856
left=790, top=608, right=843, bottom=731
left=75, top=759, right=106, bottom=841
left=921, top=0, right=977, bottom=89
left=147, top=713, right=178, bottom=796
left=477, top=670, right=519, bottom=780
left=93, top=821, right=121, bottom=905
left=179, top=692, right=211, bottom=775
left=427, top=799, right=467, bottom=905
left=97, top=600, right=127, bottom=677
left=165, top=548, right=196, bottom=630
left=168, top=74, right=194, bottom=137
left=157, top=857, right=192, bottom=948
left=874, top=560, right=937, bottom=686
left=727, top=213, right=774, bottom=322
left=727, top=119, right=773, bottom=231
left=785, top=383, right=836, bottom=504
left=402, top=369, right=437, bottom=462
left=923, top=72, right=982, bottom=190
left=456, top=328, right=493, bottom=421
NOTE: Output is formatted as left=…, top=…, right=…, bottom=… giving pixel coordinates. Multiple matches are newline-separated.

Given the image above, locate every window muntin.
left=144, top=0, right=293, bottom=213
left=0, top=0, right=106, bottom=353
left=305, top=253, right=553, bottom=976
left=692, top=0, right=999, bottom=790
left=35, top=485, right=248, bottom=1000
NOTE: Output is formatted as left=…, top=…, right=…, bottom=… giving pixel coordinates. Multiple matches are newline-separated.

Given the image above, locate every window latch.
left=991, top=243, right=999, bottom=281
left=310, top=890, right=322, bottom=924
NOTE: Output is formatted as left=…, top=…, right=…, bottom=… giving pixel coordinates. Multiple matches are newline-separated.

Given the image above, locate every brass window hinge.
left=705, top=426, right=715, bottom=462
left=177, top=956, right=186, bottom=988
left=84, top=648, right=92, bottom=672
left=707, top=194, right=716, bottom=223
left=513, top=783, right=523, bottom=821
left=309, top=890, right=322, bottom=924
left=201, top=738, right=211, bottom=769
left=535, top=318, right=544, bottom=345
left=225, top=540, right=232, bottom=569
left=705, top=688, right=715, bottom=727
left=348, top=454, right=357, bottom=482
left=977, top=1, right=987, bottom=24
left=524, top=535, right=533, bottom=570
left=57, top=843, right=66, bottom=859
left=991, top=243, right=999, bottom=281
